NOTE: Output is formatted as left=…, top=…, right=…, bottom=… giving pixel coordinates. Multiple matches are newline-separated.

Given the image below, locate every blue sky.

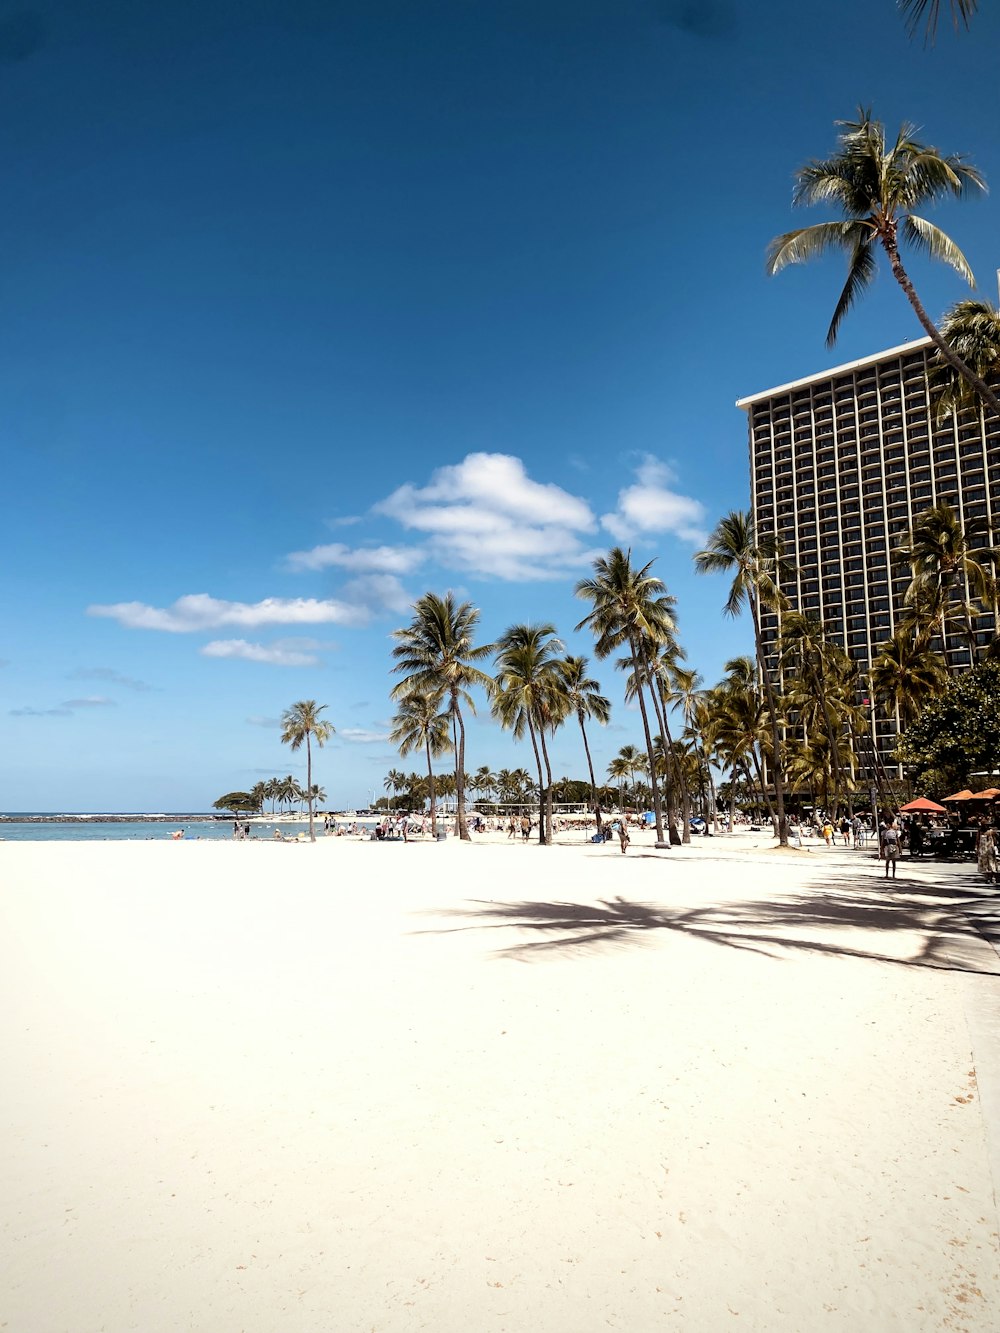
left=3, top=0, right=999, bottom=810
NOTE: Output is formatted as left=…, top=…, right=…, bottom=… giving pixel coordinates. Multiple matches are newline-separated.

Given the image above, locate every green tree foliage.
left=896, top=659, right=1000, bottom=792
left=212, top=791, right=258, bottom=815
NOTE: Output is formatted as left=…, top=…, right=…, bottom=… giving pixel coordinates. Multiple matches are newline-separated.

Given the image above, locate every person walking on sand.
left=882, top=821, right=900, bottom=879
left=617, top=819, right=630, bottom=855
left=520, top=814, right=531, bottom=842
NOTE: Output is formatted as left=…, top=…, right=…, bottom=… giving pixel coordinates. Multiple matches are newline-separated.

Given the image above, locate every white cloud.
left=339, top=573, right=413, bottom=614
left=88, top=593, right=369, bottom=633
left=284, top=542, right=425, bottom=575
left=601, top=456, right=708, bottom=545
left=339, top=726, right=390, bottom=744
left=201, top=640, right=321, bottom=667
left=10, top=696, right=116, bottom=717
left=71, top=667, right=153, bottom=692
left=375, top=452, right=598, bottom=580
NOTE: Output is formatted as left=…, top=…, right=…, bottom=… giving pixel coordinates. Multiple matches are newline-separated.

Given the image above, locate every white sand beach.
left=2, top=831, right=999, bottom=1331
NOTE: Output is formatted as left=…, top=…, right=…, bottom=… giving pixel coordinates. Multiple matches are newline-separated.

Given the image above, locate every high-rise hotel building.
left=738, top=336, right=999, bottom=766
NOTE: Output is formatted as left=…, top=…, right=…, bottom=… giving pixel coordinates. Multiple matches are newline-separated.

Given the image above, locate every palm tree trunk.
left=629, top=636, right=668, bottom=848
left=748, top=745, right=778, bottom=827
left=578, top=713, right=602, bottom=831
left=425, top=740, right=437, bottom=837
left=452, top=693, right=470, bottom=841
left=306, top=733, right=315, bottom=842
left=748, top=595, right=788, bottom=845
left=538, top=726, right=555, bottom=846
left=882, top=238, right=1000, bottom=418
left=525, top=715, right=547, bottom=845
left=649, top=678, right=684, bottom=844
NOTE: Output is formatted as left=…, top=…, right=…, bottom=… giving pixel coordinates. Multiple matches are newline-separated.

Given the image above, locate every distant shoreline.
left=0, top=812, right=353, bottom=824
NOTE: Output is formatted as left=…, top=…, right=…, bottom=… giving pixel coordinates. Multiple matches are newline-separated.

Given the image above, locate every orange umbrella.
left=967, top=789, right=999, bottom=800
left=899, top=797, right=947, bottom=814
left=944, top=790, right=974, bottom=802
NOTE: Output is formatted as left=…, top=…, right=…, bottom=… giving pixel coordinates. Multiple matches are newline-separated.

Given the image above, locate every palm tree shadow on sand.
left=421, top=867, right=1000, bottom=973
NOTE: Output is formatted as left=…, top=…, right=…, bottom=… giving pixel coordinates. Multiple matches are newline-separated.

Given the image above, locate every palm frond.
left=900, top=0, right=978, bottom=42
left=901, top=215, right=976, bottom=285
left=766, top=221, right=860, bottom=276
left=826, top=234, right=877, bottom=346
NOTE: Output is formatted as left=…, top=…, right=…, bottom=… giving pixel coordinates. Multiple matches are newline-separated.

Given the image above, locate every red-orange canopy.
left=899, top=797, right=947, bottom=814
left=943, top=790, right=975, bottom=802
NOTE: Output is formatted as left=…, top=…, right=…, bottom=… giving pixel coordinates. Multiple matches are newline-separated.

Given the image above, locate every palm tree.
left=613, top=743, right=645, bottom=808
left=672, top=666, right=717, bottom=833
left=276, top=773, right=299, bottom=814
left=389, top=690, right=452, bottom=836
left=383, top=768, right=406, bottom=804
left=778, top=612, right=853, bottom=815
left=576, top=548, right=678, bottom=848
left=695, top=511, right=791, bottom=844
left=900, top=0, right=978, bottom=40
left=510, top=767, right=533, bottom=806
left=606, top=755, right=630, bottom=816
left=280, top=701, right=335, bottom=842
left=391, top=592, right=493, bottom=841
left=559, top=655, right=610, bottom=831
left=895, top=502, right=999, bottom=665
left=929, top=300, right=1000, bottom=420
left=709, top=657, right=777, bottom=827
left=870, top=628, right=949, bottom=730
left=767, top=109, right=1000, bottom=418
left=492, top=623, right=565, bottom=844
left=471, top=765, right=497, bottom=807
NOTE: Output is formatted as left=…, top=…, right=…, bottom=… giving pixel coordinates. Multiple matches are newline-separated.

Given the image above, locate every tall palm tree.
left=709, top=658, right=778, bottom=827
left=559, top=655, right=610, bottom=831
left=672, top=666, right=716, bottom=833
left=767, top=109, right=1000, bottom=418
left=778, top=612, right=854, bottom=815
left=576, top=548, right=677, bottom=848
left=613, top=743, right=645, bottom=808
left=280, top=701, right=335, bottom=842
left=391, top=592, right=493, bottom=841
left=492, top=623, right=565, bottom=844
left=383, top=768, right=406, bottom=803
left=870, top=627, right=949, bottom=730
left=896, top=502, right=999, bottom=665
left=471, top=765, right=497, bottom=807
left=606, top=755, right=631, bottom=816
left=695, top=511, right=791, bottom=844
left=389, top=690, right=452, bottom=836
left=929, top=299, right=1000, bottom=420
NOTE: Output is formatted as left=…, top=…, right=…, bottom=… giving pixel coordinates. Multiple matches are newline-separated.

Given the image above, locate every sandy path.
left=2, top=835, right=999, bottom=1331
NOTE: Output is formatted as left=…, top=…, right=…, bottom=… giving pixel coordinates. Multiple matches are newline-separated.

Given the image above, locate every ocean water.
left=0, top=816, right=379, bottom=843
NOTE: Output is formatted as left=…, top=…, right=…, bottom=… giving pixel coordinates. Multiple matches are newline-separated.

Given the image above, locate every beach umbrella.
left=967, top=789, right=999, bottom=800
left=943, top=789, right=974, bottom=802
left=898, top=797, right=947, bottom=814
